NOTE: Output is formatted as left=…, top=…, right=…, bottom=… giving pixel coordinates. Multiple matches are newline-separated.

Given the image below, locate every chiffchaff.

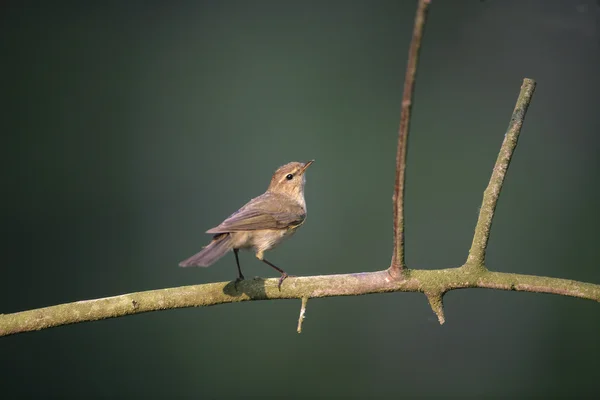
left=179, top=160, right=314, bottom=289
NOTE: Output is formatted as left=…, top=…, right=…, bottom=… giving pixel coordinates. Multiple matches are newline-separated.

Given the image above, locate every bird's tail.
left=179, top=233, right=233, bottom=267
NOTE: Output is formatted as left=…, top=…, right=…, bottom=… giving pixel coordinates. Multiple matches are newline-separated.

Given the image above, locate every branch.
left=2, top=1, right=598, bottom=337
left=390, top=0, right=431, bottom=277
left=2, top=269, right=599, bottom=337
left=297, top=296, right=308, bottom=333
left=466, top=79, right=536, bottom=270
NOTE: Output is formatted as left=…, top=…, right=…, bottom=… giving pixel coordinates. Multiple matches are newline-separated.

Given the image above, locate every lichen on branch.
left=2, top=267, right=599, bottom=337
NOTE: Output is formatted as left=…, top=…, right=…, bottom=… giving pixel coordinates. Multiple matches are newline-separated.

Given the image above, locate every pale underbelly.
left=230, top=228, right=298, bottom=253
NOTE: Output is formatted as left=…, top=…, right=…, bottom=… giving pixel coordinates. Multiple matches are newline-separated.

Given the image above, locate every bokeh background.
left=2, top=0, right=599, bottom=398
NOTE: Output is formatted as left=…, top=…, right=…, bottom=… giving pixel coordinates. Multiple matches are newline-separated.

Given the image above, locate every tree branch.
left=297, top=296, right=309, bottom=333
left=2, top=268, right=599, bottom=337
left=466, top=78, right=536, bottom=270
left=2, top=2, right=598, bottom=338
left=390, top=0, right=431, bottom=277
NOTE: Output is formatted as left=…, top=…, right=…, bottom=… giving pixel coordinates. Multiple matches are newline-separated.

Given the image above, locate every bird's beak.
left=299, top=160, right=314, bottom=175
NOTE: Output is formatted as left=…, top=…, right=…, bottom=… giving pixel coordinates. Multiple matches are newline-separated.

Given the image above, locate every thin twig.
left=297, top=296, right=309, bottom=333
left=466, top=79, right=536, bottom=269
left=390, top=0, right=431, bottom=277
left=2, top=268, right=598, bottom=337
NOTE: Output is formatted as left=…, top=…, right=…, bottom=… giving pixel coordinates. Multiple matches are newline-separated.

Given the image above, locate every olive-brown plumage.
left=179, top=160, right=313, bottom=289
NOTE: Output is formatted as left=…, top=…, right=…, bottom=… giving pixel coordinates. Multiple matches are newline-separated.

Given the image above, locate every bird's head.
left=267, top=160, right=314, bottom=200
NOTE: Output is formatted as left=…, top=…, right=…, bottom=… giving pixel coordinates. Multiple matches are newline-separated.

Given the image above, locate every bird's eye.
left=286, top=174, right=294, bottom=180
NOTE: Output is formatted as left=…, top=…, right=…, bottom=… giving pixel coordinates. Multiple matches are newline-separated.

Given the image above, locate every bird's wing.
left=206, top=203, right=305, bottom=233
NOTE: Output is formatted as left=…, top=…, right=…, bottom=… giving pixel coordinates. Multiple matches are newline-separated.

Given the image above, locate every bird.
left=179, top=160, right=314, bottom=289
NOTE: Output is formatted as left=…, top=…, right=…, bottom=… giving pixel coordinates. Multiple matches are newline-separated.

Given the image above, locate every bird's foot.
left=278, top=273, right=289, bottom=291
left=234, top=275, right=245, bottom=290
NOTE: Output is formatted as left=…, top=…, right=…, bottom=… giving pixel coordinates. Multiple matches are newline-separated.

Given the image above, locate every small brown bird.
left=179, top=160, right=314, bottom=289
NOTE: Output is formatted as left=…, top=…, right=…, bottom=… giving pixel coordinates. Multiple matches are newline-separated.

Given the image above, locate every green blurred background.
left=2, top=0, right=599, bottom=398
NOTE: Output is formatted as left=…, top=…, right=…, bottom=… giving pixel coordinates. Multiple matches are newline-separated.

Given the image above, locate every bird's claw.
left=234, top=276, right=245, bottom=290
left=278, top=273, right=289, bottom=291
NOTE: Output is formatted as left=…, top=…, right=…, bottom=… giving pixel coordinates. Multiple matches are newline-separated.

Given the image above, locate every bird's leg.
left=260, top=257, right=289, bottom=290
left=233, top=249, right=244, bottom=288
